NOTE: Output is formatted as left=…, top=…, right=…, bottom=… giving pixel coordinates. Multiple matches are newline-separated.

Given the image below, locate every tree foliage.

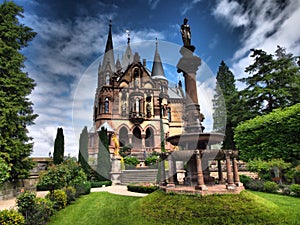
left=53, top=127, right=64, bottom=164
left=239, top=47, right=300, bottom=120
left=0, top=157, right=11, bottom=184
left=212, top=61, right=238, bottom=149
left=235, top=103, right=300, bottom=164
left=96, top=128, right=111, bottom=180
left=0, top=1, right=37, bottom=179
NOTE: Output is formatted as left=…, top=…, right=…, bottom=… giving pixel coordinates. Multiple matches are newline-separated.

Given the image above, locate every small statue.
left=112, top=133, right=120, bottom=156
left=180, top=18, right=191, bottom=46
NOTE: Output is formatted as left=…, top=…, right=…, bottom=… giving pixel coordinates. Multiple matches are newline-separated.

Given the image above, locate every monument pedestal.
left=110, top=156, right=122, bottom=185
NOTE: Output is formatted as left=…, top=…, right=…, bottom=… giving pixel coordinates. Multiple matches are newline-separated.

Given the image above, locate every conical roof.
left=97, top=121, right=114, bottom=133
left=101, top=20, right=115, bottom=72
left=151, top=41, right=166, bottom=79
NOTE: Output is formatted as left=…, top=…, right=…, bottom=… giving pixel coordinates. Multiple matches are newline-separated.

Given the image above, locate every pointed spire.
left=122, top=29, right=133, bottom=68
left=151, top=39, right=166, bottom=79
left=101, top=20, right=115, bottom=72
left=105, top=20, right=113, bottom=53
left=116, top=55, right=122, bottom=71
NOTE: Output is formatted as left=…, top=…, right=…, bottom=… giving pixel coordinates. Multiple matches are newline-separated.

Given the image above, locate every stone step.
left=121, top=169, right=158, bottom=185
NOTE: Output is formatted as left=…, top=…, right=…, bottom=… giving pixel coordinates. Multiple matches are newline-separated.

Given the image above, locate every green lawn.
left=48, top=190, right=300, bottom=225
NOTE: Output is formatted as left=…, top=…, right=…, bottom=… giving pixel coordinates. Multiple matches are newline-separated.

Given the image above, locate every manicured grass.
left=48, top=190, right=300, bottom=225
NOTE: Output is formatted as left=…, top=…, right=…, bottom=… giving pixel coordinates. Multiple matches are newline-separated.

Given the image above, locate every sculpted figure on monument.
left=180, top=18, right=191, bottom=46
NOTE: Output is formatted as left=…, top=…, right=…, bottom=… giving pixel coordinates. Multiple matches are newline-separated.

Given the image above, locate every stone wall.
left=0, top=157, right=52, bottom=200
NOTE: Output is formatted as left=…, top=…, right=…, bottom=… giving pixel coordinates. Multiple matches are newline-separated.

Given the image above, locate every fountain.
left=161, top=18, right=244, bottom=195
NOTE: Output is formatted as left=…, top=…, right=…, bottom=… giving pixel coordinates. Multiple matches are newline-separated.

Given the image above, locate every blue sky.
left=6, top=0, right=300, bottom=157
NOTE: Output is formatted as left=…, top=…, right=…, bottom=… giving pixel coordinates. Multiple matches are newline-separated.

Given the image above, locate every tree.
left=0, top=2, right=37, bottom=180
left=78, top=126, right=90, bottom=177
left=53, top=128, right=64, bottom=164
left=96, top=127, right=111, bottom=180
left=212, top=61, right=238, bottom=149
left=239, top=47, right=300, bottom=120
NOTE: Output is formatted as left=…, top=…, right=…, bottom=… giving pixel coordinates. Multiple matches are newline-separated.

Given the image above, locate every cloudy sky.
left=6, top=0, right=300, bottom=157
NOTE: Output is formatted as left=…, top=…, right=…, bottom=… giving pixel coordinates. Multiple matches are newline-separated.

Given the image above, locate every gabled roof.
left=168, top=87, right=184, bottom=99
left=97, top=121, right=114, bottom=133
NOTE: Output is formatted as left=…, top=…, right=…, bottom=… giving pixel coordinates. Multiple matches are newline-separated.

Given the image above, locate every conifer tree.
left=212, top=61, right=238, bottom=149
left=239, top=47, right=300, bottom=119
left=96, top=127, right=111, bottom=180
left=0, top=2, right=37, bottom=179
left=78, top=126, right=90, bottom=177
left=53, top=128, right=64, bottom=164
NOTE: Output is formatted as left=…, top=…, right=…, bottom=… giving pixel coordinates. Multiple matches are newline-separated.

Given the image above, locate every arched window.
left=104, top=98, right=109, bottom=113
left=135, top=98, right=140, bottom=113
left=132, top=127, right=142, bottom=149
left=106, top=72, right=110, bottom=85
left=145, top=127, right=155, bottom=148
left=119, top=127, right=129, bottom=147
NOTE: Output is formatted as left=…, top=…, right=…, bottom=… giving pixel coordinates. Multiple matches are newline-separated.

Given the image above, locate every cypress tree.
left=212, top=61, right=238, bottom=149
left=53, top=128, right=64, bottom=164
left=0, top=2, right=37, bottom=179
left=96, top=127, right=111, bottom=180
left=78, top=126, right=90, bottom=177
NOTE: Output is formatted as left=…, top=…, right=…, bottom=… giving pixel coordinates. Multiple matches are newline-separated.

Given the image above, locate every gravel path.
left=0, top=186, right=147, bottom=210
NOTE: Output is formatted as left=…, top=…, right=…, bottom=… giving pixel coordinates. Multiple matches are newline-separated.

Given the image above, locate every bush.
left=145, top=155, right=159, bottom=167
left=46, top=189, right=67, bottom=211
left=123, top=157, right=139, bottom=168
left=247, top=180, right=264, bottom=191
left=127, top=183, right=159, bottom=193
left=91, top=180, right=112, bottom=188
left=31, top=198, right=54, bottom=225
left=74, top=181, right=91, bottom=197
left=0, top=209, right=25, bottom=225
left=63, top=186, right=76, bottom=204
left=239, top=175, right=252, bottom=189
left=16, top=190, right=36, bottom=218
left=280, top=185, right=291, bottom=195
left=263, top=181, right=279, bottom=193
left=16, top=191, right=54, bottom=225
left=290, top=184, right=300, bottom=197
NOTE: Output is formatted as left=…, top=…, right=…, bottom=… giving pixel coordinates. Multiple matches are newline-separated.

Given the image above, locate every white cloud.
left=213, top=0, right=300, bottom=85
left=181, top=0, right=202, bottom=16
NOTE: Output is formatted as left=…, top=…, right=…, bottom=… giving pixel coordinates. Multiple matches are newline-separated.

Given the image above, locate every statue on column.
left=180, top=18, right=191, bottom=47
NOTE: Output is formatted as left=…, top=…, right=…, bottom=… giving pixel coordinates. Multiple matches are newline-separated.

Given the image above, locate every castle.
left=88, top=22, right=185, bottom=161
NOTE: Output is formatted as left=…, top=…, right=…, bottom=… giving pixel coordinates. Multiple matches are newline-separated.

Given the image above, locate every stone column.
left=225, top=151, right=235, bottom=189
left=177, top=47, right=202, bottom=133
left=141, top=134, right=146, bottom=150
left=167, top=154, right=175, bottom=187
left=217, top=160, right=224, bottom=183
left=232, top=157, right=243, bottom=186
left=195, top=150, right=207, bottom=190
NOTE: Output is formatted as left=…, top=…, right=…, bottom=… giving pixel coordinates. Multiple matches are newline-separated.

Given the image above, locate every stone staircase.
left=121, top=169, right=158, bottom=185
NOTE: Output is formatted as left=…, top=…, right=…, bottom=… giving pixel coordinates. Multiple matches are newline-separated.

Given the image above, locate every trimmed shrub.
left=127, top=183, right=159, bottom=193
left=46, top=189, right=67, bottom=211
left=63, top=186, right=76, bottom=204
left=0, top=209, right=25, bottom=225
left=91, top=180, right=112, bottom=188
left=74, top=181, right=91, bottom=197
left=124, top=157, right=139, bottom=168
left=239, top=175, right=252, bottom=189
left=263, top=181, right=279, bottom=193
left=247, top=180, right=264, bottom=191
left=290, top=184, right=300, bottom=197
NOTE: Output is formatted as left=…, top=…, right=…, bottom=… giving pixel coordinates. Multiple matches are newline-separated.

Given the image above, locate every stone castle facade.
left=88, top=22, right=185, bottom=160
